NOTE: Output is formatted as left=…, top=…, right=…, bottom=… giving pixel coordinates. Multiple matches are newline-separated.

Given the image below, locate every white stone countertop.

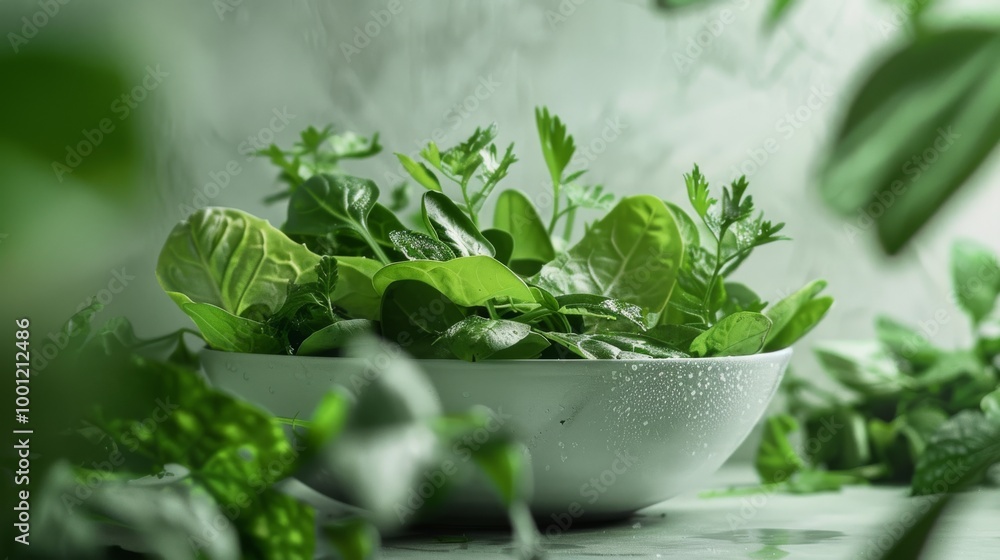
left=378, top=464, right=1000, bottom=559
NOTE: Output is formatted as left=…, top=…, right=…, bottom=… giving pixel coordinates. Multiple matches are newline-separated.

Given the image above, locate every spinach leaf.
left=493, top=189, right=555, bottom=275
left=911, top=410, right=1000, bottom=495
left=543, top=331, right=688, bottom=360
left=165, top=292, right=281, bottom=354
left=373, top=256, right=535, bottom=307
left=433, top=316, right=535, bottom=361
left=763, top=280, right=829, bottom=350
left=876, top=315, right=940, bottom=367
left=297, top=319, right=375, bottom=356
left=389, top=230, right=456, bottom=261
left=284, top=174, right=391, bottom=263
left=554, top=293, right=646, bottom=331
left=764, top=296, right=833, bottom=352
left=329, top=256, right=382, bottom=321
left=754, top=414, right=807, bottom=484
left=481, top=228, right=514, bottom=265
left=644, top=323, right=705, bottom=350
left=379, top=280, right=466, bottom=359
left=422, top=191, right=495, bottom=257
left=951, top=238, right=1000, bottom=324
left=689, top=311, right=772, bottom=357
left=535, top=195, right=684, bottom=317
left=157, top=207, right=320, bottom=317
left=814, top=341, right=909, bottom=395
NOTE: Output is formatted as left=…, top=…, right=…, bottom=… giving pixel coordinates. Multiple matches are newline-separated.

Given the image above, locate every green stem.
left=548, top=179, right=561, bottom=235
left=357, top=227, right=391, bottom=265
left=485, top=300, right=499, bottom=320
left=561, top=207, right=578, bottom=241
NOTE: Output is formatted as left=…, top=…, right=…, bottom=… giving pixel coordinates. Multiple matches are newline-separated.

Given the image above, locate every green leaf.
left=434, top=316, right=534, bottom=361
left=564, top=183, right=615, bottom=211
left=535, top=195, right=684, bottom=316
left=489, top=332, right=551, bottom=360
left=644, top=324, right=705, bottom=350
left=324, top=517, right=380, bottom=560
left=329, top=256, right=382, bottom=321
left=379, top=280, right=466, bottom=358
left=764, top=296, right=833, bottom=351
left=554, top=293, right=647, bottom=331
left=481, top=228, right=514, bottom=266
left=535, top=106, right=576, bottom=186
left=396, top=152, right=441, bottom=191
left=763, top=280, right=828, bottom=349
left=765, top=0, right=798, bottom=29
left=803, top=408, right=871, bottom=470
left=366, top=203, right=409, bottom=254
left=389, top=230, right=456, bottom=261
left=684, top=164, right=715, bottom=220
left=493, top=189, right=555, bottom=275
left=689, top=312, right=772, bottom=357
left=165, top=292, right=281, bottom=354
left=875, top=315, right=940, bottom=367
left=296, top=319, right=374, bottom=356
left=814, top=341, right=910, bottom=395
left=951, top=239, right=1000, bottom=324
left=665, top=201, right=700, bottom=256
left=911, top=410, right=1000, bottom=495
left=543, top=331, right=688, bottom=360
left=157, top=208, right=320, bottom=317
left=755, top=414, right=807, bottom=484
left=422, top=191, right=495, bottom=257
left=305, top=391, right=351, bottom=454
left=819, top=29, right=1000, bottom=254
left=721, top=282, right=767, bottom=315
left=373, top=256, right=535, bottom=307
left=983, top=388, right=1000, bottom=423
left=284, top=174, right=390, bottom=263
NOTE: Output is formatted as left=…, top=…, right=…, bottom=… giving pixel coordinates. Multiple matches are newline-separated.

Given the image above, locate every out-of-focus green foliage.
left=820, top=28, right=1000, bottom=254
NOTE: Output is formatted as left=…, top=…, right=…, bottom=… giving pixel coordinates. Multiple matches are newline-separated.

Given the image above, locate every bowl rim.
left=201, top=346, right=793, bottom=370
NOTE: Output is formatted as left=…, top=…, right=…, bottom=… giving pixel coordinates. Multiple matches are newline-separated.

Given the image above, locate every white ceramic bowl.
left=202, top=349, right=791, bottom=522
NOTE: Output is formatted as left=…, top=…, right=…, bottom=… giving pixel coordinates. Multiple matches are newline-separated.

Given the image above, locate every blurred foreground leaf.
left=819, top=28, right=1000, bottom=254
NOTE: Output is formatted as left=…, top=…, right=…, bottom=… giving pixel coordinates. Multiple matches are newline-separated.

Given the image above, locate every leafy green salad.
left=157, top=109, right=831, bottom=360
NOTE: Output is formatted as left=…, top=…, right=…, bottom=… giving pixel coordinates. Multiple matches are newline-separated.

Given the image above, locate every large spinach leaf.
left=535, top=195, right=684, bottom=317
left=157, top=208, right=320, bottom=317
